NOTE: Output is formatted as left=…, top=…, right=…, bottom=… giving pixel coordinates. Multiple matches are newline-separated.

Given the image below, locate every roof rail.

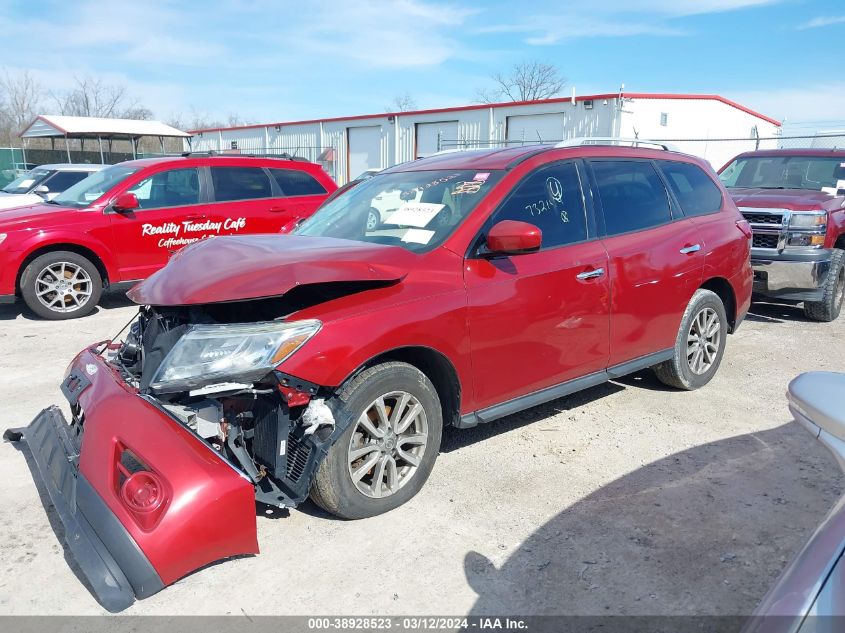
left=179, top=150, right=311, bottom=162
left=554, top=137, right=679, bottom=151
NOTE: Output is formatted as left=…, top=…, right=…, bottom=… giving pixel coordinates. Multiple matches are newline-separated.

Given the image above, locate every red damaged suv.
left=7, top=140, right=752, bottom=611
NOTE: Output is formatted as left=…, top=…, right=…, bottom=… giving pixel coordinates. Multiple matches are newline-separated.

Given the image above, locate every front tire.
left=653, top=289, right=728, bottom=390
left=20, top=251, right=102, bottom=320
left=310, top=362, right=443, bottom=519
left=803, top=249, right=844, bottom=322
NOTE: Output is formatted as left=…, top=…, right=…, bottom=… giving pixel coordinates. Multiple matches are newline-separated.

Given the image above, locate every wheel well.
left=358, top=347, right=462, bottom=428
left=15, top=244, right=109, bottom=295
left=700, top=277, right=737, bottom=332
left=835, top=233, right=845, bottom=250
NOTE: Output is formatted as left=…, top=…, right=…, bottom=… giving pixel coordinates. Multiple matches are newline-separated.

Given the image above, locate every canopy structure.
left=20, top=115, right=191, bottom=163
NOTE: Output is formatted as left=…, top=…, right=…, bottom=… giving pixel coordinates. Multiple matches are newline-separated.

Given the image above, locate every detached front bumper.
left=5, top=348, right=259, bottom=611
left=4, top=408, right=163, bottom=612
left=751, top=248, right=834, bottom=302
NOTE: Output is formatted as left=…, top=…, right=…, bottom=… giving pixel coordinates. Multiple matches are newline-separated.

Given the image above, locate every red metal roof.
left=188, top=92, right=781, bottom=134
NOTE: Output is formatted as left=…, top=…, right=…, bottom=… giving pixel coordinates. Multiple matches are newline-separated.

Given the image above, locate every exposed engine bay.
left=109, top=297, right=342, bottom=509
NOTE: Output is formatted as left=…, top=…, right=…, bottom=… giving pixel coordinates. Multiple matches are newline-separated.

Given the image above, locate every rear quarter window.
left=269, top=168, right=327, bottom=196
left=658, top=161, right=723, bottom=217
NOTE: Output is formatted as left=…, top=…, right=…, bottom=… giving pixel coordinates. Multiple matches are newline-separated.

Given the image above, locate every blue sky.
left=1, top=0, right=843, bottom=131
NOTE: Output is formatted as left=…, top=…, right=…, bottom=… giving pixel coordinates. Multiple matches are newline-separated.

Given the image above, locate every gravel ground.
left=0, top=294, right=843, bottom=616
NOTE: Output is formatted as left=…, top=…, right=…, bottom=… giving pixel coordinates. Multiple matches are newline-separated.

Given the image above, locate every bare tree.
left=387, top=92, right=418, bottom=112
left=51, top=75, right=153, bottom=120
left=476, top=61, right=566, bottom=104
left=0, top=70, right=43, bottom=145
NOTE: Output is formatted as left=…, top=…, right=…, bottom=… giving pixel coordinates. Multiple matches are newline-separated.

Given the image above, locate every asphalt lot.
left=0, top=293, right=843, bottom=616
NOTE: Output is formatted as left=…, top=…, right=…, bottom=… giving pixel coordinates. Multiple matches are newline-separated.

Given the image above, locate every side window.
left=589, top=160, right=672, bottom=236
left=269, top=168, right=327, bottom=196
left=490, top=162, right=587, bottom=249
left=42, top=171, right=90, bottom=193
left=658, top=161, right=723, bottom=217
left=128, top=168, right=200, bottom=210
left=211, top=167, right=273, bottom=202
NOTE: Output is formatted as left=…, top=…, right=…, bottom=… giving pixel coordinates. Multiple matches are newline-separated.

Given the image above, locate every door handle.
left=576, top=268, right=605, bottom=280
left=269, top=206, right=288, bottom=213
left=184, top=214, right=207, bottom=221
left=680, top=244, right=701, bottom=254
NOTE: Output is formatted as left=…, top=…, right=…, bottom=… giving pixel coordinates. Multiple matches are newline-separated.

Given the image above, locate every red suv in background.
left=0, top=154, right=336, bottom=319
left=8, top=140, right=752, bottom=611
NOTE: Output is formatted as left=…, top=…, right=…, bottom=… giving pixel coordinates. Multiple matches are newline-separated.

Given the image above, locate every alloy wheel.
left=347, top=391, right=428, bottom=499
left=35, top=262, right=93, bottom=314
left=687, top=307, right=721, bottom=375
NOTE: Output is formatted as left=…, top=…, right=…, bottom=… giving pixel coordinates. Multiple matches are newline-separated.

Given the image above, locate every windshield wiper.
left=754, top=186, right=788, bottom=190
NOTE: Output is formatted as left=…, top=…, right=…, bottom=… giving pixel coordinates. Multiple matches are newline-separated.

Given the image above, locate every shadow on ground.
left=464, top=422, right=843, bottom=617
left=746, top=300, right=810, bottom=325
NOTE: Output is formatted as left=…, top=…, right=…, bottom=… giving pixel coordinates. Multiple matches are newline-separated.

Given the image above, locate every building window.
left=583, top=100, right=594, bottom=110
left=660, top=112, right=668, bottom=127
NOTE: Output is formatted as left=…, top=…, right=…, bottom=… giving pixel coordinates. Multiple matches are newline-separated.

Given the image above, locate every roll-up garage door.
left=506, top=113, right=565, bottom=144
left=415, top=121, right=460, bottom=157
left=347, top=126, right=382, bottom=181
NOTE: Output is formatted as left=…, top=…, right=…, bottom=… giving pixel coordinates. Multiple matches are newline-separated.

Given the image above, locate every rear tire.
left=653, top=289, right=728, bottom=391
left=310, top=362, right=442, bottom=519
left=20, top=251, right=102, bottom=320
left=803, top=249, right=844, bottom=322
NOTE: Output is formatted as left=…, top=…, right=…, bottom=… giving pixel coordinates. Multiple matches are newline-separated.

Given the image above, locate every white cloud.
left=477, top=0, right=784, bottom=45
left=798, top=15, right=845, bottom=30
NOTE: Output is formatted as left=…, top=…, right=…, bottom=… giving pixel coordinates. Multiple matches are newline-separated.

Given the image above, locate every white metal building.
left=186, top=92, right=781, bottom=184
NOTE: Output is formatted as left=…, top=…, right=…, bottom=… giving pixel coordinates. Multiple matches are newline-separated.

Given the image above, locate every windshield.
left=52, top=164, right=139, bottom=208
left=720, top=155, right=845, bottom=191
left=2, top=169, right=52, bottom=194
left=294, top=169, right=505, bottom=252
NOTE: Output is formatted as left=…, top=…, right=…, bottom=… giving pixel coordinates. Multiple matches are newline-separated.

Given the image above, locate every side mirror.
left=112, top=192, right=139, bottom=213
left=33, top=185, right=49, bottom=196
left=484, top=220, right=542, bottom=256
left=788, top=372, right=845, bottom=472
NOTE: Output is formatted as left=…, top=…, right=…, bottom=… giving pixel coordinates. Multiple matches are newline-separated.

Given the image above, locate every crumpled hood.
left=729, top=187, right=839, bottom=211
left=127, top=234, right=418, bottom=306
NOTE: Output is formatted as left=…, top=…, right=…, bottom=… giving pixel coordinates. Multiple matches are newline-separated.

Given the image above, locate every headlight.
left=150, top=319, right=320, bottom=393
left=788, top=212, right=827, bottom=229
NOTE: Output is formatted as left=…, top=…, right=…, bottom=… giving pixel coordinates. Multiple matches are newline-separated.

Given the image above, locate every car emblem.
left=85, top=364, right=98, bottom=376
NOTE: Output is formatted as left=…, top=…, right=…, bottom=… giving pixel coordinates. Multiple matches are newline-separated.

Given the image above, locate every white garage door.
left=415, top=121, right=459, bottom=157
left=348, top=126, right=382, bottom=181
left=506, top=113, right=565, bottom=144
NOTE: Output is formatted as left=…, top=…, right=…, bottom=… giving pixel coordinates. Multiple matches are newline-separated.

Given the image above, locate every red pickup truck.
left=719, top=149, right=845, bottom=321
left=0, top=154, right=336, bottom=319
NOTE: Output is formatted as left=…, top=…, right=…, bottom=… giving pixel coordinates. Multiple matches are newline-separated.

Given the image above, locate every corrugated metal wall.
left=185, top=96, right=779, bottom=183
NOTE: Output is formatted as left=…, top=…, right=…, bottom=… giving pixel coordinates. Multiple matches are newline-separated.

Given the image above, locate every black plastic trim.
left=0, top=294, right=16, bottom=305
left=457, top=349, right=673, bottom=428
left=5, top=406, right=164, bottom=612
